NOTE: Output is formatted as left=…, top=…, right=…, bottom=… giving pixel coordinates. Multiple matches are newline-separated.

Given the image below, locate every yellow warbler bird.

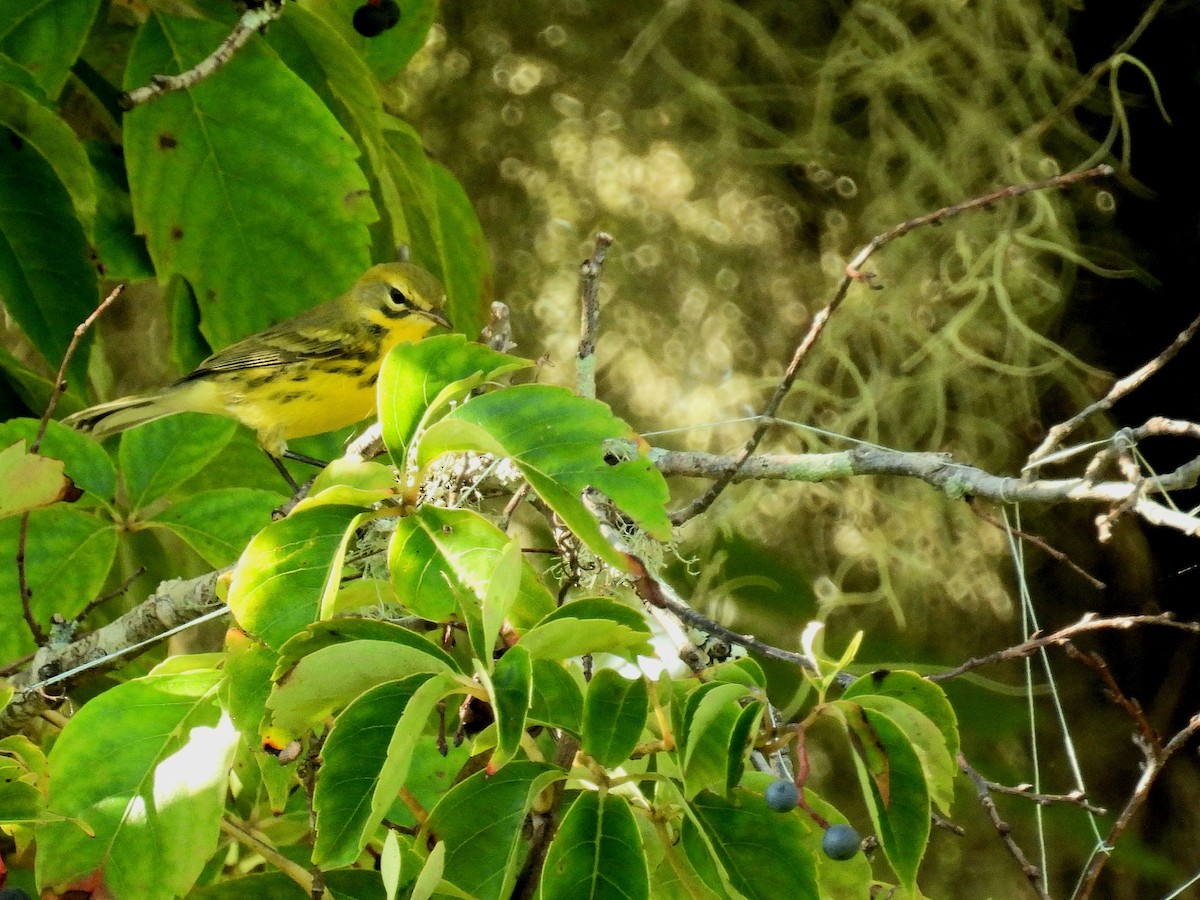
left=65, top=262, right=450, bottom=464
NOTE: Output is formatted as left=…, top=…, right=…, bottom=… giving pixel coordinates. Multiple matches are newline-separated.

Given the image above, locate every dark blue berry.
left=822, top=823, right=861, bottom=860
left=764, top=778, right=800, bottom=811
left=353, top=1, right=400, bottom=37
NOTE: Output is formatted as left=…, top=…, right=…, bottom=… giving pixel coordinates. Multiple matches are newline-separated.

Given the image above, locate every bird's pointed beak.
left=421, top=307, right=452, bottom=330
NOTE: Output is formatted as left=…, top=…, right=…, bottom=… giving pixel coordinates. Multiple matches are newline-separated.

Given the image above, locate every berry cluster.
left=763, top=778, right=863, bottom=862
left=352, top=0, right=400, bottom=37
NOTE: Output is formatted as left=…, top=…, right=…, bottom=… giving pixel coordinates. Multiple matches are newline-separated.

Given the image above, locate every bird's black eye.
left=387, top=286, right=409, bottom=307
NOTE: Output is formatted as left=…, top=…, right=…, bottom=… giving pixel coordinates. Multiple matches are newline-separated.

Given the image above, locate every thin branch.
left=18, top=283, right=127, bottom=647
left=977, top=777, right=1106, bottom=816
left=221, top=816, right=313, bottom=892
left=931, top=613, right=1200, bottom=682
left=669, top=165, right=1115, bottom=525
left=120, top=2, right=286, bottom=109
left=959, top=753, right=1052, bottom=900
left=968, top=499, right=1105, bottom=591
left=654, top=444, right=1200, bottom=537
left=34, top=282, right=126, bottom=451
left=576, top=232, right=614, bottom=399
left=1028, top=307, right=1200, bottom=467
left=0, top=569, right=227, bottom=739
left=1073, top=715, right=1200, bottom=899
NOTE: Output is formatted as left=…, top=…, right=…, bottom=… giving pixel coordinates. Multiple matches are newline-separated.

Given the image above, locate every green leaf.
left=418, top=384, right=672, bottom=571
left=0, top=505, right=117, bottom=659
left=313, top=672, right=462, bottom=868
left=726, top=700, right=763, bottom=794
left=0, top=418, right=117, bottom=500
left=487, top=645, right=532, bottom=770
left=0, top=123, right=97, bottom=387
left=123, top=13, right=375, bottom=349
left=678, top=682, right=749, bottom=798
left=852, top=694, right=955, bottom=815
left=86, top=140, right=155, bottom=280
left=582, top=669, right=649, bottom=768
left=521, top=597, right=654, bottom=661
left=300, top=458, right=398, bottom=510
left=423, top=761, right=560, bottom=900
left=268, top=635, right=457, bottom=736
left=389, top=506, right=548, bottom=655
left=529, top=659, right=585, bottom=735
left=0, top=0, right=102, bottom=96
left=842, top=669, right=960, bottom=760
left=0, top=441, right=70, bottom=518
left=0, top=81, right=96, bottom=233
left=227, top=503, right=363, bottom=649
left=273, top=617, right=459, bottom=678
left=116, top=411, right=238, bottom=507
left=36, top=670, right=236, bottom=900
left=683, top=789, right=820, bottom=900
left=427, top=161, right=491, bottom=339
left=190, top=869, right=388, bottom=899
left=147, top=487, right=285, bottom=567
left=378, top=334, right=529, bottom=465
left=836, top=702, right=930, bottom=893
left=541, top=790, right=650, bottom=900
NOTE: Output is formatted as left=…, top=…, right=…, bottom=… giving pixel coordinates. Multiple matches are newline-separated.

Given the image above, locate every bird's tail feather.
left=63, top=394, right=176, bottom=440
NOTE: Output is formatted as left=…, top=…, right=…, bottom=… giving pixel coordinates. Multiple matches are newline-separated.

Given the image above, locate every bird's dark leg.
left=282, top=449, right=329, bottom=469
left=266, top=452, right=302, bottom=494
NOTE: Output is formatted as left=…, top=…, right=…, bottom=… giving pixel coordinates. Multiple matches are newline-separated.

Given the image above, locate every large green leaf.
left=418, top=385, right=672, bottom=571
left=313, top=672, right=462, bottom=868
left=123, top=13, right=376, bottom=348
left=582, top=669, right=649, bottom=768
left=540, top=790, right=650, bottom=900
left=0, top=81, right=95, bottom=232
left=87, top=139, right=155, bottom=280
left=268, top=635, right=457, bottom=736
left=423, top=761, right=560, bottom=900
left=485, top=645, right=533, bottom=770
left=520, top=597, right=653, bottom=661
left=0, top=418, right=116, bottom=501
left=0, top=125, right=97, bottom=387
left=0, top=0, right=102, bottom=96
left=226, top=504, right=363, bottom=648
left=683, top=789, right=820, bottom=900
left=842, top=669, right=960, bottom=760
left=834, top=701, right=930, bottom=893
left=305, top=0, right=437, bottom=82
left=529, top=659, right=585, bottom=735
left=0, top=505, right=117, bottom=659
left=389, top=505, right=550, bottom=655
left=677, top=682, right=749, bottom=798
left=36, top=669, right=236, bottom=900
left=147, top=487, right=285, bottom=567
left=378, top=334, right=529, bottom=465
left=119, top=413, right=239, bottom=510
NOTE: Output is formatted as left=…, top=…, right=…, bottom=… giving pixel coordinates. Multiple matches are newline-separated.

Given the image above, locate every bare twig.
left=18, top=283, right=127, bottom=646
left=576, top=232, right=614, bottom=399
left=977, top=776, right=1106, bottom=816
left=931, top=613, right=1200, bottom=682
left=1028, top=308, right=1200, bottom=467
left=669, top=165, right=1116, bottom=526
left=968, top=499, right=1105, bottom=591
left=959, top=753, right=1051, bottom=900
left=1074, top=715, right=1200, bottom=899
left=1063, top=643, right=1159, bottom=754
left=120, top=2, right=286, bottom=109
